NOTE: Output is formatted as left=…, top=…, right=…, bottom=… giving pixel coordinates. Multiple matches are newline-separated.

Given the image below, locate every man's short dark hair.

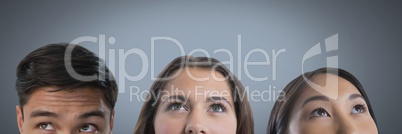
left=16, top=43, right=118, bottom=110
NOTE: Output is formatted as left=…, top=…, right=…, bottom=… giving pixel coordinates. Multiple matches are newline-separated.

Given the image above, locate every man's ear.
left=109, top=110, right=115, bottom=134
left=16, top=105, right=24, bottom=134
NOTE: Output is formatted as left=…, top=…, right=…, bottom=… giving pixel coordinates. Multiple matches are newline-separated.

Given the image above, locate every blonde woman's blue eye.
left=79, top=124, right=97, bottom=133
left=311, top=108, right=330, bottom=117
left=352, top=104, right=366, bottom=114
left=209, top=104, right=225, bottom=112
left=39, top=123, right=54, bottom=130
left=168, top=103, right=186, bottom=111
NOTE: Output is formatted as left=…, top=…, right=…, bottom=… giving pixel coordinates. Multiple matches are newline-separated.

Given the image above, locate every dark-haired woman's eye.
left=209, top=103, right=226, bottom=113
left=310, top=107, right=330, bottom=118
left=352, top=104, right=367, bottom=114
left=167, top=102, right=187, bottom=111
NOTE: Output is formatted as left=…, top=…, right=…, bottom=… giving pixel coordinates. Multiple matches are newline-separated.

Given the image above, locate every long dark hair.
left=267, top=67, right=377, bottom=134
left=134, top=56, right=254, bottom=134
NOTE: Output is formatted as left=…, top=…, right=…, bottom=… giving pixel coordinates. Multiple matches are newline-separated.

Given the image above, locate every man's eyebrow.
left=30, top=110, right=59, bottom=118
left=206, top=96, right=232, bottom=108
left=79, top=110, right=106, bottom=119
left=349, top=93, right=364, bottom=100
left=302, top=95, right=330, bottom=107
left=161, top=95, right=187, bottom=104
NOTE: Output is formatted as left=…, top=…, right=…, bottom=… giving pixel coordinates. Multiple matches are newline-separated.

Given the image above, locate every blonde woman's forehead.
left=161, top=68, right=233, bottom=102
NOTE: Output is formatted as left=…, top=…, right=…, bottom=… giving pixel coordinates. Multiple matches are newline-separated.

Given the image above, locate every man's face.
left=16, top=86, right=114, bottom=134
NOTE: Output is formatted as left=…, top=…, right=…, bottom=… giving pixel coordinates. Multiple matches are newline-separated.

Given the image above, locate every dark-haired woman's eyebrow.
left=302, top=95, right=329, bottom=108
left=349, top=93, right=364, bottom=100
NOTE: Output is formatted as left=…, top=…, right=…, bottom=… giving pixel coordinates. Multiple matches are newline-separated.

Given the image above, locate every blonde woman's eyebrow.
left=161, top=95, right=188, bottom=105
left=206, top=96, right=232, bottom=108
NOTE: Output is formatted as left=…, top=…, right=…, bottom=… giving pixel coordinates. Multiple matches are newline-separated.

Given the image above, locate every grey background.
left=1, top=1, right=401, bottom=133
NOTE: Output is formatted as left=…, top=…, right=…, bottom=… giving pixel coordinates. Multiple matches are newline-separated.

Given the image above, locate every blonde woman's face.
left=154, top=68, right=237, bottom=134
left=287, top=74, right=378, bottom=134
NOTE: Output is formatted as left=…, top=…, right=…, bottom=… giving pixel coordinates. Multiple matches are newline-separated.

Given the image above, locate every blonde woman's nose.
left=185, top=110, right=209, bottom=134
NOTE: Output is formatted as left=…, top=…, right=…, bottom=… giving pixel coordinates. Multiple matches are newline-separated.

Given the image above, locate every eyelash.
left=37, top=122, right=99, bottom=132
left=309, top=104, right=368, bottom=118
left=79, top=123, right=99, bottom=133
left=166, top=101, right=187, bottom=111
left=310, top=107, right=330, bottom=118
left=38, top=122, right=55, bottom=131
left=209, top=102, right=227, bottom=113
left=165, top=101, right=227, bottom=113
left=352, top=104, right=367, bottom=114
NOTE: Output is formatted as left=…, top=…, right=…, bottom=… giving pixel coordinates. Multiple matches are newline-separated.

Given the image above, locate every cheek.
left=298, top=120, right=335, bottom=134
left=22, top=120, right=36, bottom=133
left=356, top=116, right=378, bottom=134
left=210, top=117, right=237, bottom=134
left=289, top=113, right=334, bottom=134
left=154, top=113, right=186, bottom=134
left=297, top=116, right=378, bottom=134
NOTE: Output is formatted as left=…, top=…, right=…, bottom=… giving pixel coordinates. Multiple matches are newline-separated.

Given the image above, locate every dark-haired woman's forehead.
left=301, top=74, right=363, bottom=103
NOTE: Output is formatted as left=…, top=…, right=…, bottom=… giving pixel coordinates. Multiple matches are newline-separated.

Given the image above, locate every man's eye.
left=168, top=102, right=187, bottom=111
left=209, top=103, right=226, bottom=113
left=311, top=108, right=330, bottom=117
left=79, top=124, right=97, bottom=133
left=352, top=104, right=367, bottom=114
left=39, top=123, right=54, bottom=130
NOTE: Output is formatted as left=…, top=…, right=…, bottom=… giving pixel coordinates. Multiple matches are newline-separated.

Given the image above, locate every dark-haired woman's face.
left=153, top=68, right=237, bottom=134
left=287, top=74, right=377, bottom=134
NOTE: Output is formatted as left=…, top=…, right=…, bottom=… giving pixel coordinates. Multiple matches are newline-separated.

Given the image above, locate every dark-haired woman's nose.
left=336, top=114, right=359, bottom=134
left=185, top=110, right=208, bottom=134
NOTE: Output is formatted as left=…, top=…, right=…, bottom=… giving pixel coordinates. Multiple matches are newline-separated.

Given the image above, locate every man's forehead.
left=24, top=86, right=108, bottom=111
